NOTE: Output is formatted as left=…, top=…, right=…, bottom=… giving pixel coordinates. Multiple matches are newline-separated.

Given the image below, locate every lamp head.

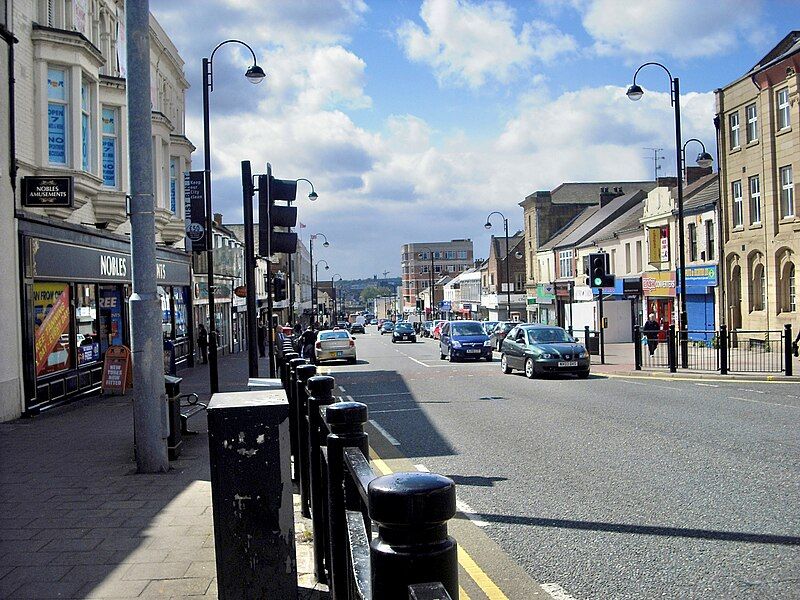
left=696, top=151, right=714, bottom=169
left=245, top=64, right=266, bottom=85
left=484, top=222, right=492, bottom=230
left=308, top=190, right=318, bottom=201
left=325, top=265, right=329, bottom=271
left=626, top=83, right=644, bottom=101
left=515, top=251, right=523, bottom=259
left=323, top=240, right=330, bottom=248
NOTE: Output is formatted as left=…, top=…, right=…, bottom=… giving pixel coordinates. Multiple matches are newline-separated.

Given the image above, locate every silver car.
left=314, top=330, right=357, bottom=364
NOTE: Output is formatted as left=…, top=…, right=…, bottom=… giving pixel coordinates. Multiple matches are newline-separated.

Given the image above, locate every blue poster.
left=82, top=113, right=90, bottom=171
left=102, top=137, right=116, bottom=186
left=99, top=287, right=124, bottom=355
left=48, top=104, right=66, bottom=164
left=170, top=177, right=176, bottom=212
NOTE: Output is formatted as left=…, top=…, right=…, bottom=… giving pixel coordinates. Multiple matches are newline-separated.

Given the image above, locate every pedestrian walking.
left=643, top=313, right=660, bottom=357
left=197, top=324, right=209, bottom=364
left=257, top=322, right=266, bottom=358
left=300, top=326, right=317, bottom=362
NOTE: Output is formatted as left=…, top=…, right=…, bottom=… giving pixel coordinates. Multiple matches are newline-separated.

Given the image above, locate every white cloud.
left=397, top=0, right=577, bottom=88
left=581, top=0, right=764, bottom=59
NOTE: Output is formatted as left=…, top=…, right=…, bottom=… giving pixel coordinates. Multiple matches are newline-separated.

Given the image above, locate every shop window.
left=173, top=287, right=188, bottom=338
left=75, top=284, right=100, bottom=365
left=101, top=106, right=118, bottom=187
left=98, top=285, right=124, bottom=355
left=33, top=282, right=72, bottom=376
left=47, top=67, right=68, bottom=165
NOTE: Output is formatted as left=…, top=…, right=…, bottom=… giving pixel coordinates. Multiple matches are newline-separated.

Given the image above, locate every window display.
left=33, top=282, right=71, bottom=376
left=76, top=283, right=100, bottom=365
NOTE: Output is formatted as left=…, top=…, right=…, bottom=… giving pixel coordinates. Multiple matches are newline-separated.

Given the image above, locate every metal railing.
left=279, top=340, right=458, bottom=600
left=634, top=324, right=793, bottom=376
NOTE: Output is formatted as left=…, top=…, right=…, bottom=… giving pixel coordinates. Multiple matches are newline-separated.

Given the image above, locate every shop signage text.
left=22, top=176, right=74, bottom=208
left=678, top=264, right=718, bottom=287
left=642, top=271, right=676, bottom=297
left=184, top=171, right=208, bottom=253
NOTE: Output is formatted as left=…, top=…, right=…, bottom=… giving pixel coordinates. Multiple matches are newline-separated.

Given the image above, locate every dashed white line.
left=338, top=385, right=346, bottom=393
left=370, top=408, right=422, bottom=414
left=730, top=396, right=797, bottom=408
left=346, top=395, right=355, bottom=402
left=541, top=582, right=579, bottom=600
left=351, top=392, right=413, bottom=398
left=455, top=499, right=488, bottom=528
left=695, top=383, right=719, bottom=388
left=368, top=419, right=400, bottom=446
left=738, top=388, right=766, bottom=394
left=406, top=356, right=433, bottom=368
left=414, top=464, right=430, bottom=472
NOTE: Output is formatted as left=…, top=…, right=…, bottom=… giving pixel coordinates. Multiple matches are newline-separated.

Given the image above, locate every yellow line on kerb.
left=369, top=447, right=506, bottom=600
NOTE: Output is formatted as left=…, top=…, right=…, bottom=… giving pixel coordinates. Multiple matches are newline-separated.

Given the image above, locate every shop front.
left=19, top=219, right=192, bottom=413
left=534, top=283, right=555, bottom=324
left=642, top=271, right=676, bottom=340
left=678, top=264, right=718, bottom=340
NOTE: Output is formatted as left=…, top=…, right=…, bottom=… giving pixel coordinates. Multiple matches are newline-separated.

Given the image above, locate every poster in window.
left=99, top=286, right=124, bottom=356
left=102, top=137, right=116, bottom=186
left=33, top=283, right=71, bottom=376
left=82, top=112, right=90, bottom=171
left=48, top=104, right=67, bottom=164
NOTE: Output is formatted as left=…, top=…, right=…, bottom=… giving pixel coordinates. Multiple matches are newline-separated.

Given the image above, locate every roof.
left=749, top=31, right=800, bottom=74
left=490, top=232, right=524, bottom=259
left=552, top=189, right=648, bottom=250
left=682, top=173, right=719, bottom=213
left=521, top=181, right=657, bottom=206
left=539, top=206, right=598, bottom=251
left=587, top=202, right=645, bottom=246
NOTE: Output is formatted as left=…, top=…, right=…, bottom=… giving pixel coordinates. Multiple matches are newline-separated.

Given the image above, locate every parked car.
left=489, top=321, right=519, bottom=350
left=439, top=320, right=493, bottom=362
left=392, top=322, right=417, bottom=343
left=482, top=321, right=499, bottom=336
left=336, top=321, right=349, bottom=330
left=350, top=322, right=365, bottom=334
left=432, top=320, right=447, bottom=340
left=421, top=321, right=434, bottom=337
left=370, top=319, right=378, bottom=325
left=314, top=330, right=357, bottom=364
left=380, top=321, right=395, bottom=335
left=500, top=324, right=589, bottom=379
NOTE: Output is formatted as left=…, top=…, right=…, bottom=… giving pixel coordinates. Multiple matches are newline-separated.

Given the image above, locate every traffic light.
left=258, top=174, right=298, bottom=256
left=587, top=252, right=614, bottom=288
left=273, top=273, right=286, bottom=302
left=415, top=298, right=422, bottom=310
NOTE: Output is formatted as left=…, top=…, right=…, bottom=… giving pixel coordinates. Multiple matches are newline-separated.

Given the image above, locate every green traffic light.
left=593, top=277, right=602, bottom=286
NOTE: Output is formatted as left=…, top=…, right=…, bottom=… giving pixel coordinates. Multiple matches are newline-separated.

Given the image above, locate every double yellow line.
left=369, top=449, right=509, bottom=600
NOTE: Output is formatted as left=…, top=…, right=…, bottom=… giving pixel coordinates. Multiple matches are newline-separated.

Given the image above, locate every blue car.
left=439, top=320, right=493, bottom=362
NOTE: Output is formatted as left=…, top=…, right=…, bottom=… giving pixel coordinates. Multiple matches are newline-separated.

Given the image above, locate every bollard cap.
left=325, top=401, right=367, bottom=426
left=295, top=364, right=317, bottom=382
left=369, top=472, right=456, bottom=526
left=306, top=375, right=335, bottom=397
left=287, top=357, right=306, bottom=369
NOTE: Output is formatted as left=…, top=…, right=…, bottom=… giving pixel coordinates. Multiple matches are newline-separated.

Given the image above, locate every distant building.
left=400, top=240, right=473, bottom=316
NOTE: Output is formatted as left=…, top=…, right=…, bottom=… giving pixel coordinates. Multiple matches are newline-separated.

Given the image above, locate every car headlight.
left=483, top=340, right=492, bottom=347
left=451, top=340, right=462, bottom=348
left=578, top=351, right=588, bottom=358
left=539, top=353, right=553, bottom=359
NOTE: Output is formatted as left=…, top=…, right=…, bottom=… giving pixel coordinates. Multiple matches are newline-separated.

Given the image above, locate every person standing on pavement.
left=643, top=313, right=660, bottom=356
left=197, top=324, right=209, bottom=364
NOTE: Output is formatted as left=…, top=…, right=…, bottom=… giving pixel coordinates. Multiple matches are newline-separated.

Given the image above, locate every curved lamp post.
left=627, top=61, right=691, bottom=367
left=202, top=39, right=265, bottom=393
left=485, top=211, right=512, bottom=320
left=309, top=233, right=329, bottom=323
left=285, top=179, right=318, bottom=324
left=417, top=246, right=436, bottom=319
left=332, top=273, right=342, bottom=322
left=681, top=138, right=714, bottom=180
left=315, top=259, right=330, bottom=323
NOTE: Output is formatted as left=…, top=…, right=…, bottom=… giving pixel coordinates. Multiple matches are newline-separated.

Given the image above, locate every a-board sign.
left=102, top=345, right=132, bottom=394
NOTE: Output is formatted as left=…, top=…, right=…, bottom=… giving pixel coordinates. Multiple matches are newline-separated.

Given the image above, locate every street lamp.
left=332, top=273, right=342, bottom=322
left=309, top=233, right=329, bottom=324
left=681, top=138, right=714, bottom=180
left=315, top=259, right=330, bottom=323
left=202, top=39, right=265, bottom=393
left=284, top=179, right=318, bottom=325
left=417, top=246, right=436, bottom=319
left=627, top=61, right=692, bottom=367
left=485, top=211, right=512, bottom=321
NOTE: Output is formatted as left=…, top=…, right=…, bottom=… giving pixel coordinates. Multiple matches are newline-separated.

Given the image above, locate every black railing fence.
left=634, top=324, right=793, bottom=376
left=279, top=339, right=458, bottom=600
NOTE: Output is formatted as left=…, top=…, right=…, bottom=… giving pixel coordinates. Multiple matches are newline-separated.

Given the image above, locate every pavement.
left=322, top=330, right=800, bottom=599
left=0, top=352, right=328, bottom=599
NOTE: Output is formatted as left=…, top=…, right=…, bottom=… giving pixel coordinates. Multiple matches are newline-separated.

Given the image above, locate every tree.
left=360, top=286, right=392, bottom=303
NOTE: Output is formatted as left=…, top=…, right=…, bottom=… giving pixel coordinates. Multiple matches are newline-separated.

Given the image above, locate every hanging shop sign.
left=535, top=283, right=555, bottom=303
left=623, top=277, right=643, bottom=295
left=648, top=226, right=670, bottom=265
left=184, top=170, right=208, bottom=253
left=642, top=271, right=676, bottom=297
left=22, top=176, right=73, bottom=208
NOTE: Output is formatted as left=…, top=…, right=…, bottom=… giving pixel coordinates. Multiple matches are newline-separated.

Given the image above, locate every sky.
left=150, top=0, right=796, bottom=279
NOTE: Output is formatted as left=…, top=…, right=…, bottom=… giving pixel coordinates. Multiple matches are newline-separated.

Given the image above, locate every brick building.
left=400, top=240, right=473, bottom=316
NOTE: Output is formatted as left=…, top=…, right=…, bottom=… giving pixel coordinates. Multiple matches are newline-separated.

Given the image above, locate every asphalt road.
left=323, top=328, right=800, bottom=600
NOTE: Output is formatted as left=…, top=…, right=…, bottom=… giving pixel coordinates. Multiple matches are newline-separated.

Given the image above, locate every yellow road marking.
left=369, top=446, right=507, bottom=599
left=602, top=372, right=797, bottom=384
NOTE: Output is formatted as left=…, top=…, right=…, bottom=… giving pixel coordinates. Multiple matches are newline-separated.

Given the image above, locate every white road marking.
left=370, top=408, right=422, bottom=414
left=351, top=392, right=413, bottom=398
left=541, top=582, right=579, bottom=600
left=406, top=356, right=433, bottom=368
left=414, top=464, right=430, bottom=472
left=729, top=396, right=797, bottom=408
left=455, top=499, right=488, bottom=528
left=738, top=388, right=766, bottom=394
left=346, top=395, right=355, bottom=402
left=368, top=419, right=401, bottom=446
left=338, top=385, right=346, bottom=393
left=622, top=380, right=650, bottom=386
left=695, top=383, right=719, bottom=388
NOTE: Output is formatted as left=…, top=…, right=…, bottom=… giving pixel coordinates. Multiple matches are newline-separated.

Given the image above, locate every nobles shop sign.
left=22, top=176, right=74, bottom=208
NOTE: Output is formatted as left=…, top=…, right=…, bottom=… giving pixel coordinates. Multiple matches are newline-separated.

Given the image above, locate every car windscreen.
left=526, top=328, right=572, bottom=343
left=395, top=324, right=413, bottom=331
left=451, top=322, right=485, bottom=336
left=319, top=332, right=349, bottom=340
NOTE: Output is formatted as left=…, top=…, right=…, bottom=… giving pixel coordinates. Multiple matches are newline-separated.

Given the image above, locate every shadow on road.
left=446, top=475, right=508, bottom=487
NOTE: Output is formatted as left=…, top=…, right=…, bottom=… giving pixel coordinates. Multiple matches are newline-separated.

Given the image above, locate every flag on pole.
left=298, top=221, right=307, bottom=229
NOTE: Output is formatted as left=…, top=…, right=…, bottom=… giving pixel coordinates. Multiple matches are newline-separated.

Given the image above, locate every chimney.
left=599, top=186, right=624, bottom=206
left=656, top=176, right=678, bottom=189
left=213, top=213, right=223, bottom=226
left=686, top=166, right=713, bottom=185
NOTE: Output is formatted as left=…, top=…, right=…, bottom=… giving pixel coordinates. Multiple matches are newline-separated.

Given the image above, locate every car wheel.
left=485, top=355, right=492, bottom=362
left=411, top=337, right=417, bottom=343
left=348, top=357, right=357, bottom=364
left=577, top=370, right=590, bottom=379
left=501, top=354, right=511, bottom=374
left=391, top=338, right=396, bottom=343
left=449, top=352, right=458, bottom=363
left=524, top=358, right=536, bottom=379
left=439, top=349, right=446, bottom=360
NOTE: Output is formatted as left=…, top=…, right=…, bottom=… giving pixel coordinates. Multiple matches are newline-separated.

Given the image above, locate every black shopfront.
left=19, top=218, right=193, bottom=414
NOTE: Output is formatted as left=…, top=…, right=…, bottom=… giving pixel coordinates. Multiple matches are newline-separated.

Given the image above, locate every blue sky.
left=150, top=0, right=798, bottom=279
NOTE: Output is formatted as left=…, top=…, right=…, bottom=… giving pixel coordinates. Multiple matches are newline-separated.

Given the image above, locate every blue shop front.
left=678, top=264, right=718, bottom=339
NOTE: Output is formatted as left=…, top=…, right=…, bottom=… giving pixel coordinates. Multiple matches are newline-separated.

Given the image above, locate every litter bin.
left=164, top=375, right=183, bottom=460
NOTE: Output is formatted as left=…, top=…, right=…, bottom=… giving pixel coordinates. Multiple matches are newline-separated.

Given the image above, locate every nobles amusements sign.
left=22, top=176, right=74, bottom=208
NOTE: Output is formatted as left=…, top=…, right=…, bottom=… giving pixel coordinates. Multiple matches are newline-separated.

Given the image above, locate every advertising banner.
left=184, top=171, right=207, bottom=253
left=34, top=283, right=71, bottom=376
left=642, top=271, right=676, bottom=297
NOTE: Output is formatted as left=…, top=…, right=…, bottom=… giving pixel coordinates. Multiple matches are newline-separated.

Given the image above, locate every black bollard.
left=306, top=375, right=337, bottom=584
left=633, top=325, right=642, bottom=371
left=325, top=401, right=369, bottom=598
left=369, top=472, right=458, bottom=600
left=286, top=357, right=307, bottom=482
left=719, top=324, right=728, bottom=375
left=295, top=363, right=317, bottom=518
left=668, top=324, right=677, bottom=373
left=281, top=351, right=299, bottom=393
